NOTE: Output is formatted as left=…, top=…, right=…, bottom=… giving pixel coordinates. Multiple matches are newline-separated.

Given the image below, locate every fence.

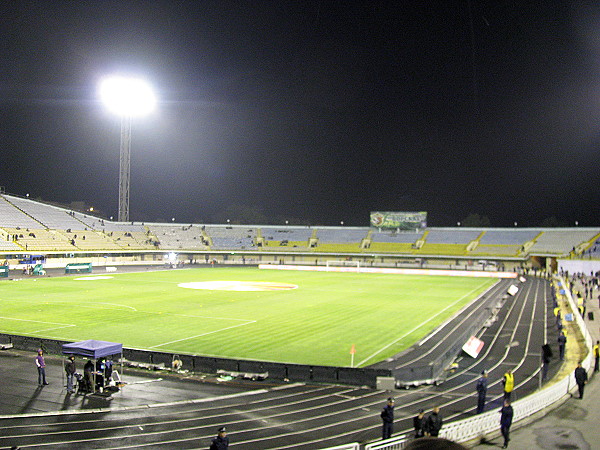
left=393, top=306, right=492, bottom=386
left=0, top=335, right=392, bottom=389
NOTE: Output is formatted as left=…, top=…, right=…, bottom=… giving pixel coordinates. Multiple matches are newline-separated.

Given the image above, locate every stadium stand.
left=582, top=237, right=600, bottom=259
left=204, top=225, right=257, bottom=249
left=466, top=229, right=541, bottom=257
left=371, top=230, right=424, bottom=243
left=528, top=230, right=599, bottom=255
left=62, top=229, right=126, bottom=250
left=0, top=195, right=43, bottom=228
left=312, top=227, right=368, bottom=252
left=412, top=229, right=478, bottom=256
left=261, top=227, right=313, bottom=248
left=316, top=228, right=369, bottom=243
left=0, top=240, right=22, bottom=251
left=5, top=195, right=88, bottom=230
left=3, top=228, right=75, bottom=251
left=1, top=194, right=600, bottom=261
left=478, top=229, right=539, bottom=245
left=425, top=229, right=482, bottom=244
left=149, top=224, right=207, bottom=250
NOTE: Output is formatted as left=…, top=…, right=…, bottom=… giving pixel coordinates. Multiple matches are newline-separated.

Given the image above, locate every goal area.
left=325, top=260, right=361, bottom=272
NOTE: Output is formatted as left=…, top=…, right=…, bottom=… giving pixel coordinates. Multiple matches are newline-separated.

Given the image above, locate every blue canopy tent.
left=62, top=340, right=123, bottom=394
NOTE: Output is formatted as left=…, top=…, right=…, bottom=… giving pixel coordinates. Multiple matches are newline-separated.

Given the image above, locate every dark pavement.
left=472, top=276, right=599, bottom=450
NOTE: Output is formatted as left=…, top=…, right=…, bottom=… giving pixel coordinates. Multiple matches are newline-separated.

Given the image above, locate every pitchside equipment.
left=325, top=260, right=361, bottom=272
left=65, top=263, right=93, bottom=274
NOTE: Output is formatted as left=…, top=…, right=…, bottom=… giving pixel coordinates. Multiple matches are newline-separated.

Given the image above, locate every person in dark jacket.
left=500, top=399, right=513, bottom=448
left=476, top=370, right=488, bottom=414
left=65, top=355, right=76, bottom=394
left=380, top=397, right=395, bottom=440
left=557, top=331, right=567, bottom=361
left=424, top=406, right=443, bottom=437
left=209, top=426, right=229, bottom=450
left=574, top=361, right=588, bottom=399
left=413, top=409, right=425, bottom=438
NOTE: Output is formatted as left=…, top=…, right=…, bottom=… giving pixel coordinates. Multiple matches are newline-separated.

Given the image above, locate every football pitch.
left=0, top=267, right=497, bottom=367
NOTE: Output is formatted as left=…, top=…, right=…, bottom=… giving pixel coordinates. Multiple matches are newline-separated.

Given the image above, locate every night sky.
left=1, top=1, right=600, bottom=227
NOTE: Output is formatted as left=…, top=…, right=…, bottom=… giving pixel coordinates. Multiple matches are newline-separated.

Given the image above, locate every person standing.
left=65, top=355, right=76, bottom=393
left=593, top=340, right=599, bottom=373
left=502, top=369, right=514, bottom=401
left=574, top=361, right=588, bottom=399
left=500, top=399, right=513, bottom=448
left=35, top=349, right=48, bottom=386
left=558, top=331, right=567, bottom=361
left=476, top=370, right=488, bottom=414
left=380, top=397, right=395, bottom=440
left=424, top=406, right=443, bottom=437
left=209, top=426, right=229, bottom=450
left=541, top=344, right=552, bottom=381
left=413, top=409, right=425, bottom=438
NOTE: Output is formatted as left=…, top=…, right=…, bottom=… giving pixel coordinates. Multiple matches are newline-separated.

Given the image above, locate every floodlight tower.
left=99, top=76, right=156, bottom=222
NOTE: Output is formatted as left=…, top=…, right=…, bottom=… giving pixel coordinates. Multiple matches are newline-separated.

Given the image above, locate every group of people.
left=379, top=368, right=518, bottom=447
left=34, top=350, right=115, bottom=394
left=381, top=398, right=443, bottom=440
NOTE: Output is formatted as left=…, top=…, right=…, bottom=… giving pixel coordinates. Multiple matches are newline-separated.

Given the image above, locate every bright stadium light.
left=99, top=76, right=156, bottom=117
left=99, top=76, right=156, bottom=222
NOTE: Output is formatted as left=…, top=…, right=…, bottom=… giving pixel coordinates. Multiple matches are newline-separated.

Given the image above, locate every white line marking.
left=151, top=312, right=253, bottom=322
left=0, top=316, right=73, bottom=326
left=30, top=325, right=76, bottom=334
left=149, top=320, right=257, bottom=349
left=86, top=302, right=138, bottom=311
left=356, top=281, right=491, bottom=366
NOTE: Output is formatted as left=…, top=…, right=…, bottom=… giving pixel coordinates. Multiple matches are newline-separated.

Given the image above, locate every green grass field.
left=0, top=267, right=496, bottom=367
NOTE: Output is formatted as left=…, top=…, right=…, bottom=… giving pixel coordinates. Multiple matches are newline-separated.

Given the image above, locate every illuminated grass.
left=0, top=268, right=496, bottom=367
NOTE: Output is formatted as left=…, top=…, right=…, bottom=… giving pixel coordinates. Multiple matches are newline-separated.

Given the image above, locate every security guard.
left=502, top=369, right=514, bottom=401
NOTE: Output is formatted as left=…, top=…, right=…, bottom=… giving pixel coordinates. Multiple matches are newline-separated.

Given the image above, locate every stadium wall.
left=0, top=251, right=529, bottom=275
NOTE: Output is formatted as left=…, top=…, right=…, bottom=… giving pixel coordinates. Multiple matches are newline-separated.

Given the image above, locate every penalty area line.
left=149, top=320, right=256, bottom=349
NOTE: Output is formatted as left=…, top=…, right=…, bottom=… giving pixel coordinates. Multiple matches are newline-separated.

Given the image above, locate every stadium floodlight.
left=99, top=76, right=156, bottom=222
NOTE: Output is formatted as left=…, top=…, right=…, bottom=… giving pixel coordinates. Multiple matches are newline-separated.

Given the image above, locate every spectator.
left=500, top=399, right=513, bottom=448
left=424, top=406, right=443, bottom=437
left=65, top=355, right=76, bottom=394
left=593, top=341, right=599, bottom=373
left=83, top=360, right=94, bottom=393
left=574, top=361, right=588, bottom=399
left=35, top=349, right=48, bottom=386
left=380, top=397, right=395, bottom=440
left=476, top=370, right=488, bottom=414
left=413, top=409, right=425, bottom=438
left=557, top=331, right=567, bottom=361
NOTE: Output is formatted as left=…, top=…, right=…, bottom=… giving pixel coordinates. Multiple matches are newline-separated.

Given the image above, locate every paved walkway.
left=0, top=350, right=260, bottom=417
left=472, top=276, right=598, bottom=450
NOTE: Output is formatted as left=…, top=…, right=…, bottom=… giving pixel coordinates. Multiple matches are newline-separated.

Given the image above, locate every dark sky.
left=1, top=1, right=600, bottom=227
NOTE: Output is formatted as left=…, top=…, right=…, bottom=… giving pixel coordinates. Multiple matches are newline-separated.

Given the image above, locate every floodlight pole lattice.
left=118, top=115, right=132, bottom=222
